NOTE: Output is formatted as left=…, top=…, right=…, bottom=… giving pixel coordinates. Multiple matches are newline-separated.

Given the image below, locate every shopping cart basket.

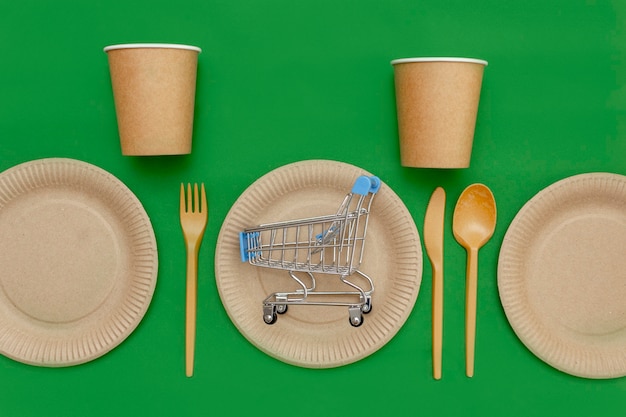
left=239, top=175, right=381, bottom=327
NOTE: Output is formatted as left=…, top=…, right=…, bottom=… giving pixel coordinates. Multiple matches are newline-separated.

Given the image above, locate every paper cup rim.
left=391, top=57, right=488, bottom=66
left=103, top=43, right=202, bottom=53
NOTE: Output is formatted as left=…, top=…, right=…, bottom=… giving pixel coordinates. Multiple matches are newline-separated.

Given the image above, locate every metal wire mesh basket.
left=239, top=175, right=381, bottom=327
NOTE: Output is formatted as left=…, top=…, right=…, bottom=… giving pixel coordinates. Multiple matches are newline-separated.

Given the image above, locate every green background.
left=1, top=0, right=626, bottom=415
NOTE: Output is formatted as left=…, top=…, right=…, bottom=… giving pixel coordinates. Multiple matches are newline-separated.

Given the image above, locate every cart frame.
left=239, top=175, right=381, bottom=327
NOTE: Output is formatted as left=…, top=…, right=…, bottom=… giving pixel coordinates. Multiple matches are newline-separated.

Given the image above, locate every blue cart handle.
left=239, top=232, right=249, bottom=262
left=351, top=175, right=381, bottom=195
left=239, top=231, right=260, bottom=262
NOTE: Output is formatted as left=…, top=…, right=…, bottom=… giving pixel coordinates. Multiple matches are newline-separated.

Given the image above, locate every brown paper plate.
left=215, top=160, right=422, bottom=368
left=498, top=173, right=626, bottom=378
left=0, top=158, right=157, bottom=366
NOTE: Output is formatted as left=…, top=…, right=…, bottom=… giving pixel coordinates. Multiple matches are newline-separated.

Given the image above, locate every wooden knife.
left=424, top=187, right=446, bottom=380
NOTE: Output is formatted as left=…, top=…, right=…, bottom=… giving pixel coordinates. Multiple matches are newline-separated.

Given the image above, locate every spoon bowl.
left=452, top=183, right=496, bottom=377
left=453, top=185, right=497, bottom=248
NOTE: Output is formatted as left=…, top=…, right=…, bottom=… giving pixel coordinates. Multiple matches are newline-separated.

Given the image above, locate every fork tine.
left=186, top=183, right=192, bottom=212
left=193, top=183, right=200, bottom=213
left=180, top=183, right=186, bottom=213
left=200, top=183, right=207, bottom=215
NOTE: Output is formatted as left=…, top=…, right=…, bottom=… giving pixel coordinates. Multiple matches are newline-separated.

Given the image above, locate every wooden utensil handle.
left=465, top=248, right=478, bottom=378
left=186, top=244, right=199, bottom=377
left=432, top=264, right=443, bottom=380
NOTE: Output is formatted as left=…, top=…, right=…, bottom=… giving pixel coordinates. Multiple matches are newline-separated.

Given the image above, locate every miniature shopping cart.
left=239, top=175, right=381, bottom=327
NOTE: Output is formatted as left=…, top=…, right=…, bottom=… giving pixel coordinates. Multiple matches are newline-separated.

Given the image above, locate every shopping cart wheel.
left=263, top=304, right=278, bottom=325
left=263, top=312, right=277, bottom=325
left=349, top=315, right=364, bottom=327
left=349, top=306, right=364, bottom=327
left=276, top=304, right=288, bottom=314
left=361, top=296, right=372, bottom=314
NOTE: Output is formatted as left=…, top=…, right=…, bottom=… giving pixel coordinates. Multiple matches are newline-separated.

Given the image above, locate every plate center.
left=531, top=213, right=626, bottom=336
left=0, top=198, right=120, bottom=323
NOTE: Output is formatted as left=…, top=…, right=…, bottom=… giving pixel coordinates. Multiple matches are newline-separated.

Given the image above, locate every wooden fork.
left=179, top=183, right=208, bottom=377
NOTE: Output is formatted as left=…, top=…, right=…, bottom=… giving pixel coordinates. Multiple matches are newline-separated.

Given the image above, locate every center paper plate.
left=215, top=160, right=422, bottom=368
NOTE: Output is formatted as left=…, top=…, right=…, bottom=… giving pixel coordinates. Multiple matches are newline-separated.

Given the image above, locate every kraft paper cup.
left=104, top=43, right=201, bottom=156
left=391, top=57, right=487, bottom=168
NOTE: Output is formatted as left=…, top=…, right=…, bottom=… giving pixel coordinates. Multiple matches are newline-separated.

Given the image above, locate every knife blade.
left=424, top=186, right=446, bottom=380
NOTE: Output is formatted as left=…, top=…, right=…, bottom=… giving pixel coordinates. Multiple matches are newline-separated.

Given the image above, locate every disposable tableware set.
left=2, top=44, right=626, bottom=382
left=394, top=57, right=497, bottom=378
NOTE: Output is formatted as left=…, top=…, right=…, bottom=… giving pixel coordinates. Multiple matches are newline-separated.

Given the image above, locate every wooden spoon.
left=452, top=184, right=496, bottom=377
